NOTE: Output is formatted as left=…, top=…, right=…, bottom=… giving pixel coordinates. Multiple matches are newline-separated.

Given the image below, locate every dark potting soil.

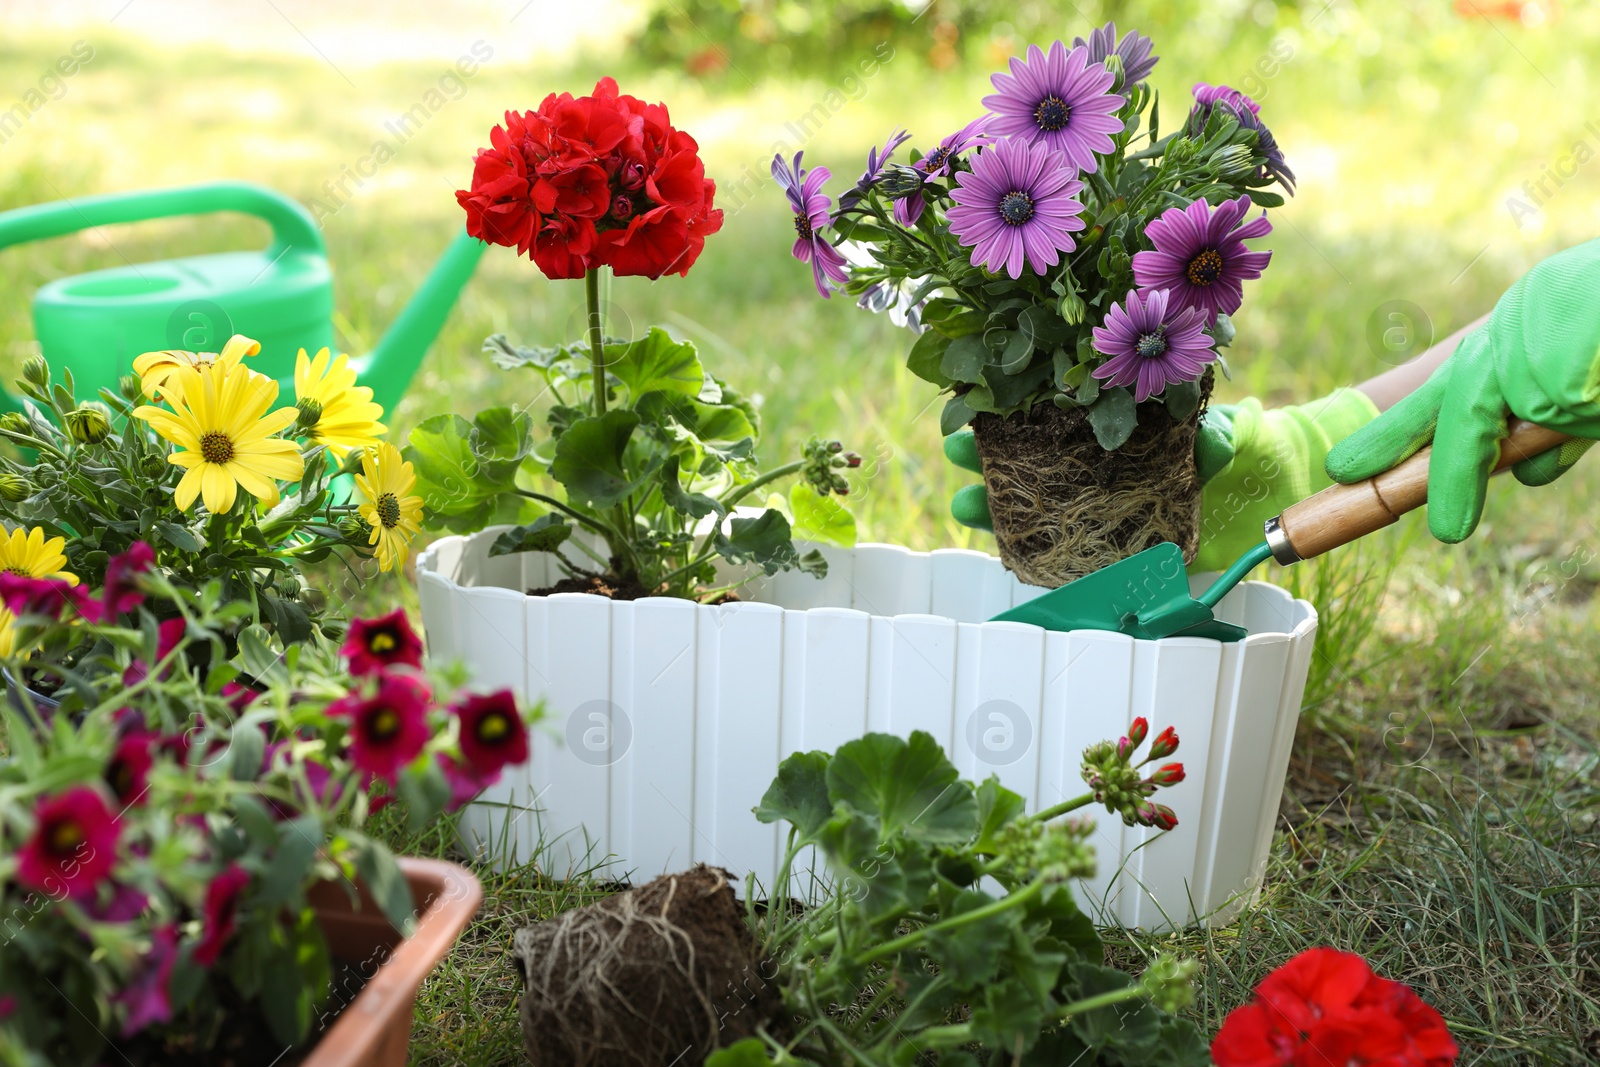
left=512, top=865, right=783, bottom=1067
left=528, top=574, right=741, bottom=604
left=111, top=959, right=375, bottom=1066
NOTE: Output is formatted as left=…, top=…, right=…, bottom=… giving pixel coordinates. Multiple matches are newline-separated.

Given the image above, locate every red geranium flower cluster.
left=456, top=77, right=722, bottom=280
left=1212, top=948, right=1458, bottom=1067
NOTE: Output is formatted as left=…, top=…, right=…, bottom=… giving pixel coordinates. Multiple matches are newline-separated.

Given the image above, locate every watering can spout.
left=355, top=230, right=486, bottom=417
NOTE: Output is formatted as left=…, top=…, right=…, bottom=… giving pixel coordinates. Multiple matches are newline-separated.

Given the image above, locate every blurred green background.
left=3, top=3, right=1597, bottom=1061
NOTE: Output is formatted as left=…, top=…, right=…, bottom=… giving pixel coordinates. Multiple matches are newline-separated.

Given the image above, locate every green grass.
left=2, top=3, right=1598, bottom=1062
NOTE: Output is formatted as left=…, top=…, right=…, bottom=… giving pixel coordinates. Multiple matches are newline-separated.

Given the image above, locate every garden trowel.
left=992, top=420, right=1570, bottom=642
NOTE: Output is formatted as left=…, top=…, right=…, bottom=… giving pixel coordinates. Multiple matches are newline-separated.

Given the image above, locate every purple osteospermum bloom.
left=1191, top=82, right=1260, bottom=117
left=1131, top=194, right=1272, bottom=322
left=893, top=116, right=992, bottom=226
left=839, top=128, right=912, bottom=210
left=1091, top=288, right=1214, bottom=402
left=947, top=136, right=1086, bottom=280
left=1072, top=21, right=1159, bottom=89
left=773, top=151, right=848, bottom=298
left=982, top=41, right=1123, bottom=174
left=1188, top=84, right=1295, bottom=193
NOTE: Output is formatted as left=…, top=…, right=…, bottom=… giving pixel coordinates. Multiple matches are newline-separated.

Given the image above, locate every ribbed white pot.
left=417, top=528, right=1316, bottom=930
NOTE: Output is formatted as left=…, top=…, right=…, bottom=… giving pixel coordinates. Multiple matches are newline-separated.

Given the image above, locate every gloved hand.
left=1326, top=239, right=1600, bottom=543
left=946, top=388, right=1379, bottom=572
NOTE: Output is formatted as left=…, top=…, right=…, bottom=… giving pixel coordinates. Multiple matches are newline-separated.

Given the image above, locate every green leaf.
left=755, top=750, right=833, bottom=838
left=1162, top=378, right=1202, bottom=422
left=257, top=906, right=330, bottom=1047
left=924, top=887, right=1017, bottom=986
left=398, top=758, right=454, bottom=831
left=970, top=978, right=1048, bottom=1055
left=1210, top=312, right=1237, bottom=349
left=659, top=457, right=723, bottom=519
left=154, top=521, right=202, bottom=554
left=940, top=334, right=989, bottom=385
left=606, top=326, right=706, bottom=401
left=483, top=333, right=570, bottom=372
left=825, top=731, right=978, bottom=845
left=999, top=329, right=1035, bottom=375
left=236, top=625, right=288, bottom=688
left=256, top=814, right=321, bottom=909
left=404, top=412, right=525, bottom=526
left=1019, top=304, right=1074, bottom=346
left=981, top=362, right=1052, bottom=412
left=906, top=329, right=954, bottom=387
left=940, top=394, right=978, bottom=437
left=716, top=509, right=801, bottom=575
left=705, top=1040, right=778, bottom=1067
left=549, top=410, right=647, bottom=508
left=789, top=483, right=856, bottom=548
left=1248, top=189, right=1285, bottom=209
left=470, top=406, right=536, bottom=466
left=228, top=722, right=266, bottom=782
left=1037, top=885, right=1102, bottom=961
left=229, top=794, right=280, bottom=849
left=489, top=515, right=574, bottom=557
left=922, top=298, right=985, bottom=338
left=974, top=777, right=1027, bottom=854
left=351, top=835, right=416, bottom=936
left=1066, top=961, right=1160, bottom=1051
left=1086, top=387, right=1137, bottom=450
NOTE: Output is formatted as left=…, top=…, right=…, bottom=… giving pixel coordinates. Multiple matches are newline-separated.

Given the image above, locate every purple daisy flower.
left=1131, top=194, right=1272, bottom=322
left=893, top=116, right=992, bottom=227
left=839, top=128, right=912, bottom=210
left=1072, top=21, right=1159, bottom=89
left=773, top=151, right=848, bottom=298
left=1188, top=84, right=1295, bottom=193
left=1091, top=288, right=1214, bottom=402
left=947, top=136, right=1086, bottom=280
left=982, top=41, right=1124, bottom=174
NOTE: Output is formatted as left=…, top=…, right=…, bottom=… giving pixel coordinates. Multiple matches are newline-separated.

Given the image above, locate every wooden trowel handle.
left=1267, top=420, right=1572, bottom=564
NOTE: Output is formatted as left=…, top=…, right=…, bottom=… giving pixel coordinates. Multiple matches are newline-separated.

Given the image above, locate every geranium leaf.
left=973, top=776, right=1027, bottom=854
left=755, top=749, right=832, bottom=838
left=715, top=508, right=801, bottom=575
left=789, top=483, right=855, bottom=548
left=659, top=457, right=722, bottom=520
left=924, top=886, right=1018, bottom=986
left=824, top=731, right=977, bottom=845
left=606, top=326, right=706, bottom=401
left=489, top=515, right=573, bottom=557
left=548, top=410, right=646, bottom=508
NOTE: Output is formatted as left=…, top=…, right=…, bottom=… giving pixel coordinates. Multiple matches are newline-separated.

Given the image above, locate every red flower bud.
left=1126, top=716, right=1148, bottom=747
left=609, top=195, right=633, bottom=221
left=1149, top=803, right=1179, bottom=831
left=1148, top=725, right=1179, bottom=760
left=620, top=159, right=646, bottom=190
left=1148, top=762, right=1185, bottom=787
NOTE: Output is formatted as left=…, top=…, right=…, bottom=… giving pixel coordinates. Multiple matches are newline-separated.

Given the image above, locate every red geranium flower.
left=452, top=689, right=528, bottom=778
left=1212, top=948, right=1458, bottom=1067
left=0, top=572, right=101, bottom=623
left=114, top=923, right=179, bottom=1036
left=330, top=674, right=432, bottom=779
left=102, top=541, right=155, bottom=616
left=342, top=608, right=425, bottom=676
left=192, top=864, right=251, bottom=967
left=457, top=77, right=721, bottom=281
left=17, top=786, right=120, bottom=900
left=105, top=732, right=155, bottom=807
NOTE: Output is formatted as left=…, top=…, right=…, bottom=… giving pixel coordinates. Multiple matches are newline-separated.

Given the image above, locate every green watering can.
left=0, top=181, right=484, bottom=416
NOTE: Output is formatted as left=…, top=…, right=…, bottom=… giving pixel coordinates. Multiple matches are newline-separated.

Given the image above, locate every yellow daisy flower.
left=0, top=526, right=77, bottom=657
left=133, top=334, right=261, bottom=401
left=133, top=361, right=304, bottom=514
left=354, top=442, right=424, bottom=573
left=293, top=348, right=387, bottom=459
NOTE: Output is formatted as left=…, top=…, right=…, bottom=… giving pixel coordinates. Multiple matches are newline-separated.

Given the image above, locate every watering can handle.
left=1266, top=420, right=1572, bottom=563
left=0, top=181, right=323, bottom=259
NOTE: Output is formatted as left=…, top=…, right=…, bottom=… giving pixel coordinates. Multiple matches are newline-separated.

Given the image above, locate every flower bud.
left=338, top=514, right=371, bottom=542
left=1126, top=716, right=1148, bottom=748
left=1140, top=954, right=1197, bottom=1014
left=1148, top=725, right=1179, bottom=760
left=620, top=160, right=646, bottom=190
left=0, top=413, right=30, bottom=435
left=0, top=473, right=31, bottom=502
left=1147, top=762, right=1185, bottom=788
left=1058, top=288, right=1086, bottom=325
left=1103, top=52, right=1126, bottom=92
left=64, top=404, right=111, bottom=445
left=1148, top=803, right=1178, bottom=831
left=843, top=452, right=862, bottom=469
left=609, top=195, right=633, bottom=221
left=295, top=397, right=324, bottom=432
left=280, top=576, right=302, bottom=599
left=119, top=374, right=143, bottom=401
left=827, top=440, right=843, bottom=454
left=1116, top=735, right=1134, bottom=762
left=20, top=356, right=48, bottom=387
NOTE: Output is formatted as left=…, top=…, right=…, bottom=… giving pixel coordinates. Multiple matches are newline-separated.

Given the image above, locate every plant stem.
left=856, top=876, right=1046, bottom=967
left=585, top=267, right=607, bottom=416
left=1033, top=792, right=1095, bottom=824
left=720, top=459, right=807, bottom=511
left=512, top=489, right=619, bottom=539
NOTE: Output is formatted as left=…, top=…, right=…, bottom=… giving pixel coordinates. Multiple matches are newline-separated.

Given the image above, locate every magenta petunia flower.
left=17, top=786, right=120, bottom=900
left=439, top=753, right=498, bottom=811
left=342, top=608, right=425, bottom=677
left=114, top=924, right=179, bottom=1036
left=122, top=617, right=186, bottom=687
left=947, top=137, right=1086, bottom=279
left=105, top=732, right=155, bottom=808
left=772, top=151, right=848, bottom=298
left=893, top=116, right=992, bottom=226
left=982, top=41, right=1124, bottom=174
left=0, top=573, right=101, bottom=624
left=1091, top=288, right=1215, bottom=402
left=1072, top=21, right=1159, bottom=89
left=192, top=864, right=250, bottom=967
left=101, top=541, right=155, bottom=617
left=1131, top=195, right=1272, bottom=322
left=452, top=689, right=528, bottom=778
left=330, top=673, right=432, bottom=780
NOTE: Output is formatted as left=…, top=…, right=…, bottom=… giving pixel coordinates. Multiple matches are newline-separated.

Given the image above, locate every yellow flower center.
left=369, top=632, right=396, bottom=653
left=200, top=431, right=236, bottom=465
left=476, top=713, right=512, bottom=744
left=49, top=822, right=85, bottom=854
left=369, top=709, right=400, bottom=740
left=376, top=493, right=401, bottom=529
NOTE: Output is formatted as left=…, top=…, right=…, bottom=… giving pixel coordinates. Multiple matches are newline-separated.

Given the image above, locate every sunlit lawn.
left=1, top=3, right=1597, bottom=1062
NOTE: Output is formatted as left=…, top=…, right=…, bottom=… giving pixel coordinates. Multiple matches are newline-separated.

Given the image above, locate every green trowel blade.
left=990, top=541, right=1248, bottom=642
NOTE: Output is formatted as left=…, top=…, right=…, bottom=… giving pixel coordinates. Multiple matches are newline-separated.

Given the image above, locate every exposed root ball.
left=972, top=372, right=1211, bottom=587
left=511, top=866, right=781, bottom=1067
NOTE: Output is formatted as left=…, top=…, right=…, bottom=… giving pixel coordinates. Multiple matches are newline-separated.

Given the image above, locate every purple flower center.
left=922, top=146, right=951, bottom=172
left=1033, top=95, right=1071, bottom=133
left=1136, top=329, right=1168, bottom=359
left=999, top=190, right=1035, bottom=226
left=793, top=213, right=815, bottom=241
left=1186, top=249, right=1224, bottom=286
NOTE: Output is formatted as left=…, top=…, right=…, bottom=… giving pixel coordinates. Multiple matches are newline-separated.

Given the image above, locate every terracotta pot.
left=301, top=857, right=482, bottom=1067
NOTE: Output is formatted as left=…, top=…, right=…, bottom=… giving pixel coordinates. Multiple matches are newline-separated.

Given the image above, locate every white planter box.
left=417, top=529, right=1317, bottom=929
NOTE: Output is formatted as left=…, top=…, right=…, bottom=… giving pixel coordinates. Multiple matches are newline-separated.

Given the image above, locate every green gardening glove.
left=1326, top=238, right=1600, bottom=543
left=945, top=388, right=1380, bottom=572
